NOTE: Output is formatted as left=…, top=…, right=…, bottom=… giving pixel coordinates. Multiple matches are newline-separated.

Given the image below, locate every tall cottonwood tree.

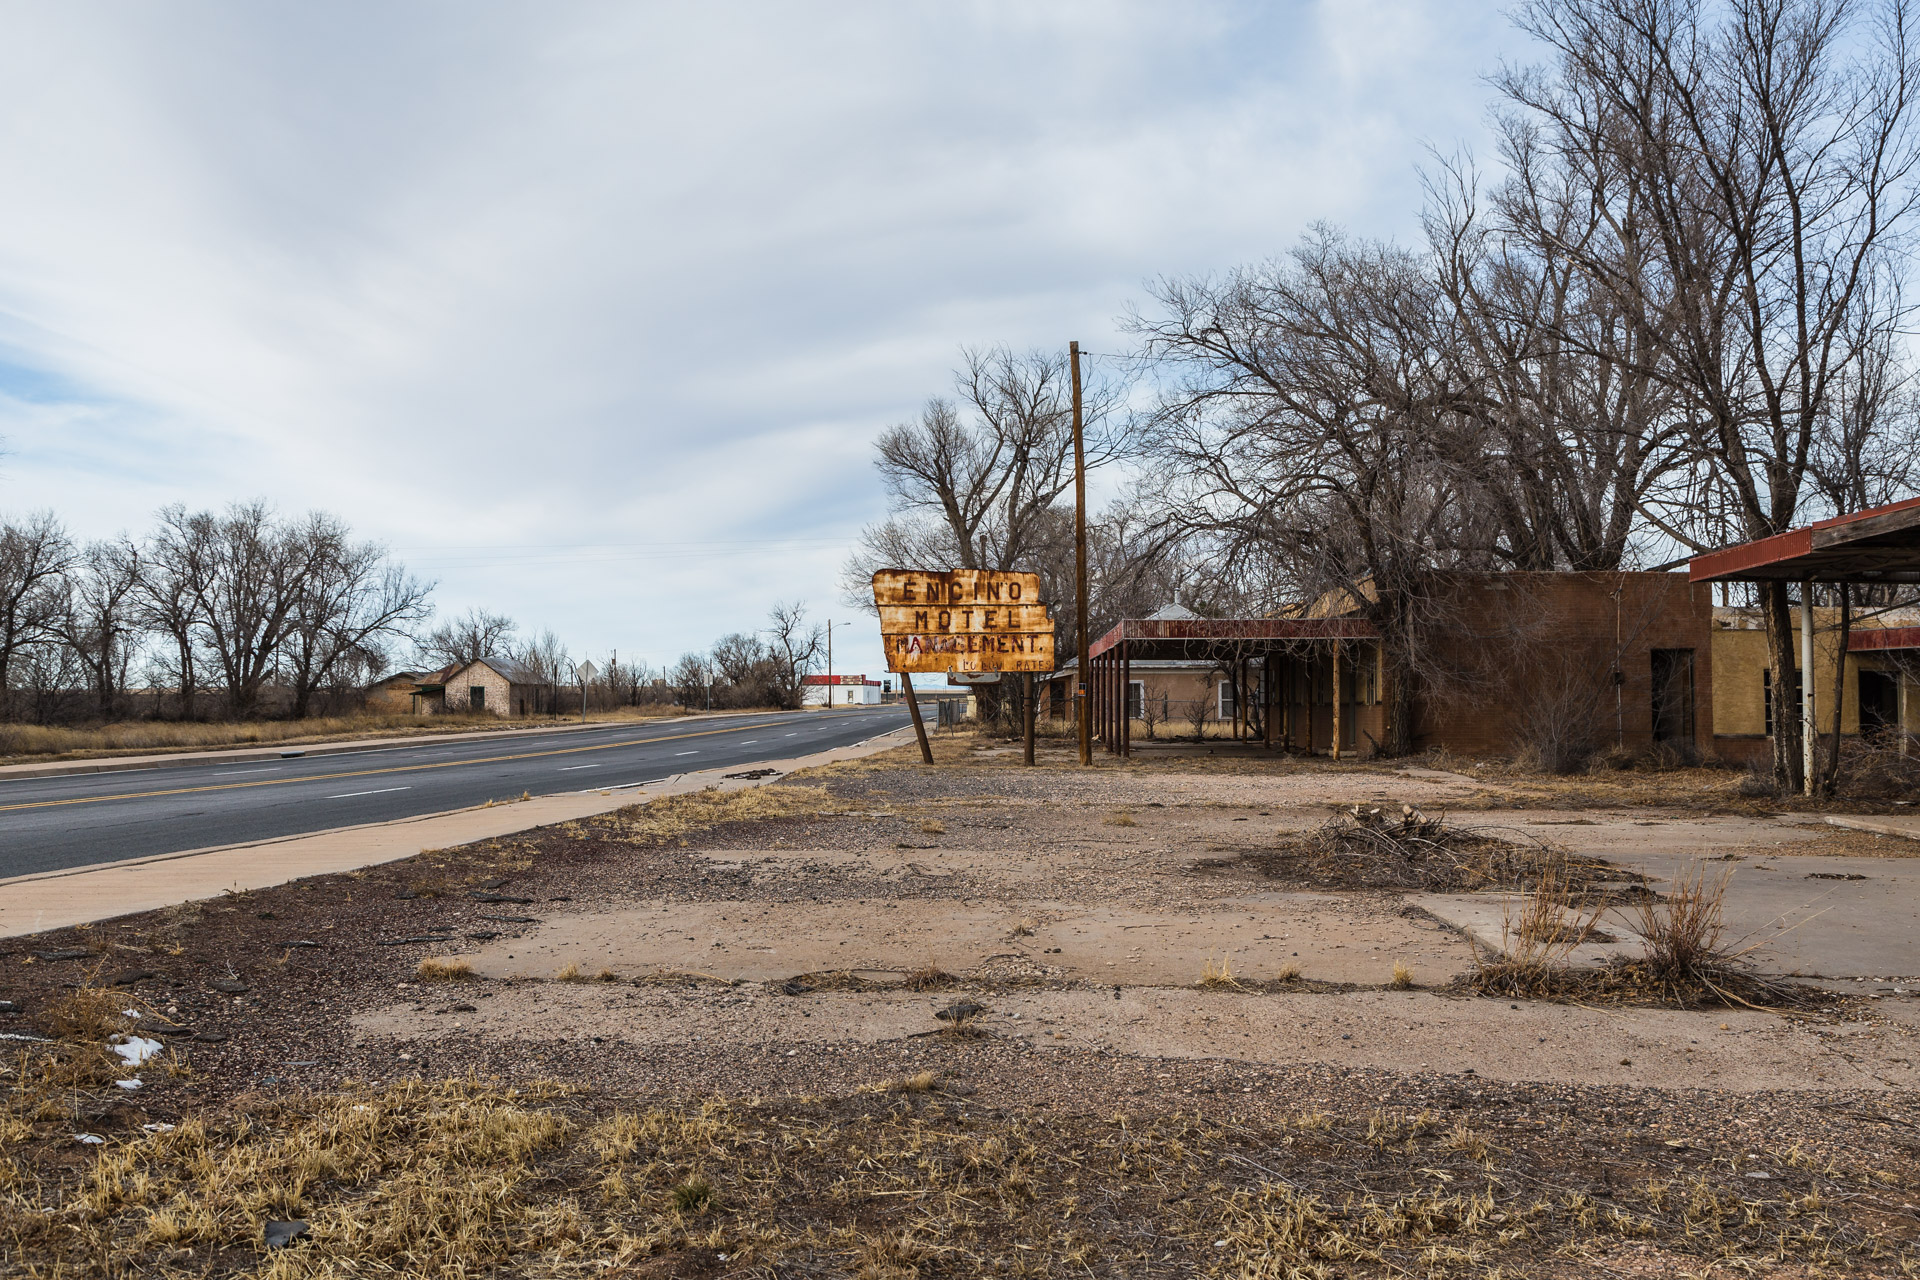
left=1492, top=0, right=1920, bottom=789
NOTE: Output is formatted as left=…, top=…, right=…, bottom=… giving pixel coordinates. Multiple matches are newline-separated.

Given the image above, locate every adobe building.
left=1067, top=573, right=1717, bottom=761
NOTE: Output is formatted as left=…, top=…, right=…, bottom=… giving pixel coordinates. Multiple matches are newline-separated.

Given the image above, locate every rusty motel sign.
left=872, top=569, right=1057, bottom=764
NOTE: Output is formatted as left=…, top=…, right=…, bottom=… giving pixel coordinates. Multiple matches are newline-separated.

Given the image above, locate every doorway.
left=1859, top=669, right=1899, bottom=736
left=1650, top=649, right=1695, bottom=744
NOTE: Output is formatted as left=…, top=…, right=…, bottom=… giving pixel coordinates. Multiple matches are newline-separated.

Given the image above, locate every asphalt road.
left=0, top=708, right=910, bottom=880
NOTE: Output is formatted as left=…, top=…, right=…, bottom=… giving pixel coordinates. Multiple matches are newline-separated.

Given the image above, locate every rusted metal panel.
left=1848, top=627, right=1920, bottom=652
left=1687, top=529, right=1814, bottom=582
left=877, top=602, right=1053, bottom=634
left=884, top=630, right=1056, bottom=673
left=1087, top=616, right=1377, bottom=659
left=872, top=569, right=1043, bottom=608
left=874, top=569, right=1057, bottom=674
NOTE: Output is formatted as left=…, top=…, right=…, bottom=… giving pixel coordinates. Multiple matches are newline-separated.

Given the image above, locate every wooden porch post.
left=1331, top=642, right=1343, bottom=762
left=1121, top=640, right=1132, bottom=758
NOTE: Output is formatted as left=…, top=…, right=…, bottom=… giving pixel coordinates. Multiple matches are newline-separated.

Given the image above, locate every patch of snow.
left=141, top=1123, right=175, bottom=1133
left=109, top=1034, right=163, bottom=1066
left=74, top=1133, right=105, bottom=1145
left=116, top=1078, right=143, bottom=1090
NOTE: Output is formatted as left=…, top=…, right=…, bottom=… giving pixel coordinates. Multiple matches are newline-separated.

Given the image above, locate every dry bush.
left=902, top=964, right=955, bottom=992
left=1390, top=961, right=1416, bottom=990
left=1105, top=811, right=1139, bottom=827
left=1470, top=862, right=1816, bottom=1009
left=415, top=956, right=474, bottom=982
left=1230, top=805, right=1624, bottom=894
left=555, top=962, right=584, bottom=983
left=1274, top=962, right=1303, bottom=982
left=918, top=818, right=946, bottom=835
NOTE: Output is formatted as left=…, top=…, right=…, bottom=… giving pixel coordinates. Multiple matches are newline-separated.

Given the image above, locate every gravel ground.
left=4, top=743, right=1918, bottom=1276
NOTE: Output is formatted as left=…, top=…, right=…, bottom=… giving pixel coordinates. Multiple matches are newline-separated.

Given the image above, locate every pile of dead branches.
left=1234, top=804, right=1622, bottom=893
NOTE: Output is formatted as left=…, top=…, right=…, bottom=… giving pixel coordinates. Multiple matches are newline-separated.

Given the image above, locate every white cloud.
left=0, top=1, right=1523, bottom=677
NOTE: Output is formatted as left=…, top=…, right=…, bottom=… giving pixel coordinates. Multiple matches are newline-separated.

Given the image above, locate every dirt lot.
left=3, top=734, right=1918, bottom=1277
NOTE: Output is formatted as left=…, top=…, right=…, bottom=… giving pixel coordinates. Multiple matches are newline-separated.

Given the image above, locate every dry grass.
left=415, top=956, right=474, bottom=982
left=1275, top=961, right=1303, bottom=982
left=597, top=783, right=859, bottom=846
left=556, top=962, right=585, bottom=982
left=1391, top=960, right=1416, bottom=990
left=0, top=1078, right=1899, bottom=1278
left=918, top=818, right=947, bottom=835
left=1198, top=955, right=1242, bottom=990
left=1105, top=810, right=1139, bottom=827
left=0, top=706, right=695, bottom=764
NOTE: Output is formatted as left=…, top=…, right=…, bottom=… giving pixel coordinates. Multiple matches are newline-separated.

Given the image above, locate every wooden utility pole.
left=901, top=671, right=934, bottom=764
left=1024, top=672, right=1036, bottom=765
left=824, top=619, right=832, bottom=709
left=1072, top=340, right=1091, bottom=766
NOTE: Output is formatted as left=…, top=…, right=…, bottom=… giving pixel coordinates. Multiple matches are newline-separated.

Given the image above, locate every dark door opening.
left=1859, top=669, right=1898, bottom=736
left=469, top=686, right=485, bottom=712
left=1651, top=649, right=1695, bottom=744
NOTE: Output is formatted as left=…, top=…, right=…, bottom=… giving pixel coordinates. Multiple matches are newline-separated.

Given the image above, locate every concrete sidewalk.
left=0, top=726, right=914, bottom=939
left=0, top=709, right=778, bottom=781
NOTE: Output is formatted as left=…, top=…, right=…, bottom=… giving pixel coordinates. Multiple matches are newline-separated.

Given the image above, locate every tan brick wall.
left=1712, top=608, right=1918, bottom=759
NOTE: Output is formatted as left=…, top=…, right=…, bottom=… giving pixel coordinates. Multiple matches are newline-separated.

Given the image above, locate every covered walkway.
left=1082, top=615, right=1379, bottom=757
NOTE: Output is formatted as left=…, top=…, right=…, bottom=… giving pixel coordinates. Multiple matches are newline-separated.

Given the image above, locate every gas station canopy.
left=1689, top=496, right=1920, bottom=584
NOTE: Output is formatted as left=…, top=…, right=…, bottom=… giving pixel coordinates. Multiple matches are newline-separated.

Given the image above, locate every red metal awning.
left=1086, top=616, right=1375, bottom=661
left=1689, top=496, right=1920, bottom=584
left=1848, top=627, right=1920, bottom=652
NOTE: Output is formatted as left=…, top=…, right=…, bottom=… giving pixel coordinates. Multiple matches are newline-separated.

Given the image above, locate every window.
left=1127, top=680, right=1143, bottom=719
left=1218, top=680, right=1235, bottom=719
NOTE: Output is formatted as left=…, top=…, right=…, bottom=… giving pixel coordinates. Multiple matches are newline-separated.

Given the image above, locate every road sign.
left=873, top=569, right=1056, bottom=675
left=575, top=660, right=598, bottom=682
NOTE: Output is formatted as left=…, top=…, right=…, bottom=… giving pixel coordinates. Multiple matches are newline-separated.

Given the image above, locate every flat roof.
left=1690, top=496, right=1920, bottom=583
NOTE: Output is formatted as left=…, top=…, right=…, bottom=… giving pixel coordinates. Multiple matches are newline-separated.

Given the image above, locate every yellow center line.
left=0, top=714, right=880, bottom=814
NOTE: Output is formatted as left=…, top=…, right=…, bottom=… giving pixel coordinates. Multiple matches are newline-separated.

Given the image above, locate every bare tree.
left=418, top=608, right=517, bottom=669
left=61, top=537, right=142, bottom=719
left=763, top=601, right=824, bottom=710
left=670, top=652, right=709, bottom=710
left=1493, top=0, right=1920, bottom=789
left=0, top=511, right=76, bottom=718
left=283, top=514, right=434, bottom=717
left=136, top=507, right=216, bottom=719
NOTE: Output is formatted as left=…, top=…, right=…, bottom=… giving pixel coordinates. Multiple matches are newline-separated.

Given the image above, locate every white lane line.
left=328, top=786, right=413, bottom=799
left=212, top=768, right=277, bottom=777
left=558, top=764, right=600, bottom=771
left=784, top=733, right=798, bottom=737
left=674, top=751, right=699, bottom=756
left=740, top=740, right=758, bottom=744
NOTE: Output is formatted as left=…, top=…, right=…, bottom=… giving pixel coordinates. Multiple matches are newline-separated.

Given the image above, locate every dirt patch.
left=456, top=894, right=1472, bottom=988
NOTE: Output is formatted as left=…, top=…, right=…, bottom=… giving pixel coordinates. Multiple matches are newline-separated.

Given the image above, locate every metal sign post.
left=575, top=659, right=597, bottom=724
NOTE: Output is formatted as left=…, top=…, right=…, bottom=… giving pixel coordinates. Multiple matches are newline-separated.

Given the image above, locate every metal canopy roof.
left=1086, top=616, right=1375, bottom=661
left=1689, top=496, right=1920, bottom=584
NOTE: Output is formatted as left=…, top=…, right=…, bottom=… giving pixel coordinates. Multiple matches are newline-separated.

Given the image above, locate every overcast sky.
left=0, top=1, right=1528, bottom=681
